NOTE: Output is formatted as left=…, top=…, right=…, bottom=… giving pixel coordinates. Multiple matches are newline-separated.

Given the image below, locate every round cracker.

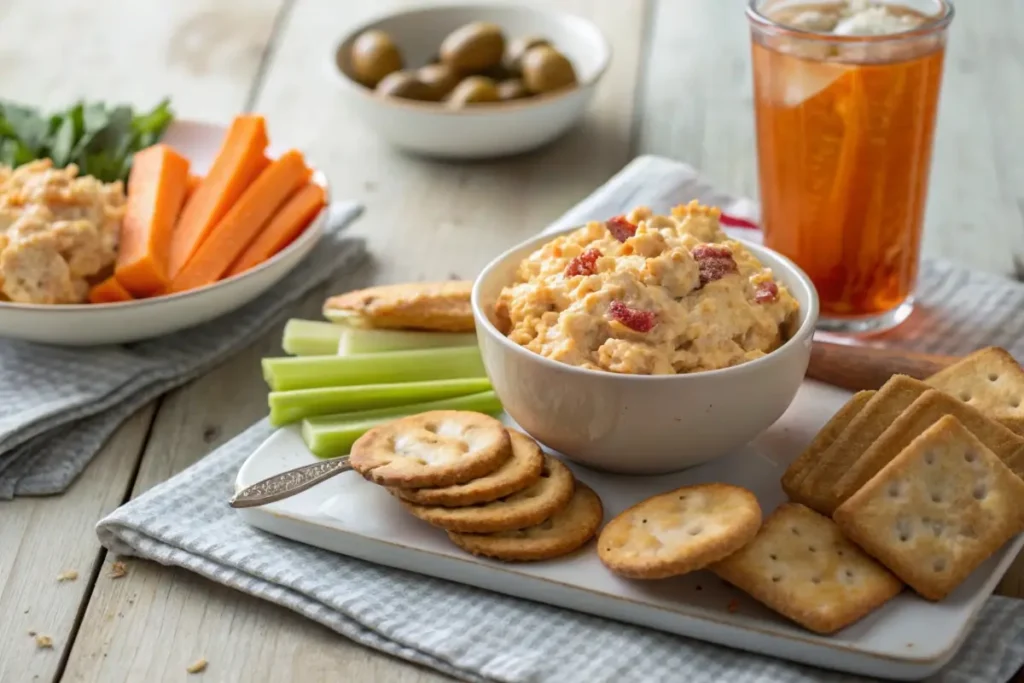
left=393, top=429, right=544, bottom=507
left=350, top=411, right=511, bottom=488
left=323, top=281, right=474, bottom=332
left=447, top=483, right=604, bottom=561
left=400, top=454, right=575, bottom=533
left=598, top=483, right=762, bottom=579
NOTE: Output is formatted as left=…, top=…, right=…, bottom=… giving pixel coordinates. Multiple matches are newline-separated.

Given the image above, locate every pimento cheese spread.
left=495, top=202, right=800, bottom=375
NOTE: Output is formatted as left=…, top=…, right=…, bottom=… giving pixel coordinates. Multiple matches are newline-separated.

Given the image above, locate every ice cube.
left=834, top=6, right=921, bottom=36
left=789, top=9, right=840, bottom=33
left=774, top=59, right=852, bottom=108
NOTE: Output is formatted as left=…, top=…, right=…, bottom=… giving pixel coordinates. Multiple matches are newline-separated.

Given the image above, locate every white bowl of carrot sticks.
left=0, top=117, right=334, bottom=346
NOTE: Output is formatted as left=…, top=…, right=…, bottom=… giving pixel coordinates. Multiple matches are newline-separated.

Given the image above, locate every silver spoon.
left=229, top=456, right=353, bottom=508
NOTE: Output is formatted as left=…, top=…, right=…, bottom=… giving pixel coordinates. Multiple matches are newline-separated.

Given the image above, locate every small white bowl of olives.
left=329, top=4, right=611, bottom=159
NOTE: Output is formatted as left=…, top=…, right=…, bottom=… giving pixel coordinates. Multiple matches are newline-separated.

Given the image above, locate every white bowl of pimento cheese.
left=472, top=201, right=819, bottom=474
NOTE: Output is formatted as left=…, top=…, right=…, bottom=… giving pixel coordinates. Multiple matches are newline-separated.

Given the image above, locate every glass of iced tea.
left=747, top=0, right=954, bottom=333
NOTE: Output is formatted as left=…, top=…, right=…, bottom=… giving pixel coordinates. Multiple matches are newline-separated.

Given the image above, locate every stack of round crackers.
left=349, top=410, right=603, bottom=562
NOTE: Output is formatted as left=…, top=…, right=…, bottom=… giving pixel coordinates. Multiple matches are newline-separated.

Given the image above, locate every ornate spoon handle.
left=229, top=457, right=353, bottom=508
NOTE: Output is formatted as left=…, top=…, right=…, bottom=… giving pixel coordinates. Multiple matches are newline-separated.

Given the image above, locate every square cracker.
left=926, top=347, right=1024, bottom=434
left=832, top=389, right=1024, bottom=505
left=834, top=415, right=1024, bottom=601
left=710, top=503, right=903, bottom=635
left=800, top=376, right=930, bottom=515
left=781, top=391, right=875, bottom=506
left=999, top=416, right=1024, bottom=437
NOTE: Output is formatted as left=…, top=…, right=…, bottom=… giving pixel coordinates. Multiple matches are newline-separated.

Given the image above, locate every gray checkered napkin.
left=97, top=156, right=1024, bottom=683
left=0, top=202, right=365, bottom=499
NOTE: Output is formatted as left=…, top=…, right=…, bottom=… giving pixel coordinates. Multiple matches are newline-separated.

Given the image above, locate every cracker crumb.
left=186, top=658, right=208, bottom=674
left=57, top=570, right=79, bottom=582
left=35, top=634, right=53, bottom=649
left=727, top=599, right=740, bottom=613
left=109, top=561, right=127, bottom=579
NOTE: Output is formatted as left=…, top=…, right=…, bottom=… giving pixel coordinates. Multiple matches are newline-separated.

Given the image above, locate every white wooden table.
left=2, top=1, right=1022, bottom=681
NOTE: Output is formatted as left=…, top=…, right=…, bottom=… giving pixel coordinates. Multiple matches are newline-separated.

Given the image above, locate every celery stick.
left=268, top=377, right=492, bottom=426
left=302, top=417, right=393, bottom=458
left=284, top=317, right=477, bottom=356
left=301, top=390, right=502, bottom=458
left=282, top=319, right=345, bottom=356
left=262, top=346, right=486, bottom=392
left=304, top=390, right=502, bottom=427
left=338, top=326, right=477, bottom=355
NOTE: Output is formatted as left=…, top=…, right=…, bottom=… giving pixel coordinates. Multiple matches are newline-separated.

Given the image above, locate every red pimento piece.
left=608, top=300, right=656, bottom=332
left=718, top=212, right=760, bottom=231
left=754, top=280, right=779, bottom=303
left=564, top=248, right=601, bottom=277
left=692, top=244, right=738, bottom=286
left=606, top=216, right=637, bottom=243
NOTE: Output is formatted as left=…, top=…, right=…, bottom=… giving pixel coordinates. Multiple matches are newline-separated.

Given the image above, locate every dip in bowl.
left=472, top=203, right=819, bottom=474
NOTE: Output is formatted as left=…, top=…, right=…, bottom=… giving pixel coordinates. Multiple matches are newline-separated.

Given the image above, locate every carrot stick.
left=114, top=144, right=190, bottom=296
left=167, top=115, right=269, bottom=277
left=226, top=183, right=326, bottom=277
left=185, top=173, right=202, bottom=202
left=89, top=275, right=134, bottom=304
left=167, top=150, right=312, bottom=293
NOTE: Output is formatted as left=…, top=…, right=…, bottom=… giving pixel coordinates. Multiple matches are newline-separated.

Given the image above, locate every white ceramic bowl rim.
left=0, top=171, right=330, bottom=313
left=472, top=225, right=821, bottom=383
left=329, top=2, right=612, bottom=116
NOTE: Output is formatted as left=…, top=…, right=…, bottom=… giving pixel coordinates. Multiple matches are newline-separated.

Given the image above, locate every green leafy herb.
left=49, top=116, right=76, bottom=167
left=0, top=98, right=174, bottom=183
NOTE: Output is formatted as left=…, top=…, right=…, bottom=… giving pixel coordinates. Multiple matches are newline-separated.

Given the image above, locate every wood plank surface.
left=0, top=407, right=153, bottom=683
left=61, top=1, right=649, bottom=681
left=0, top=0, right=287, bottom=118
left=0, top=2, right=286, bottom=682
left=64, top=561, right=452, bottom=683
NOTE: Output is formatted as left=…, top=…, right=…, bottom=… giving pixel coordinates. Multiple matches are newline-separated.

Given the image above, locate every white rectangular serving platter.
left=234, top=379, right=1024, bottom=681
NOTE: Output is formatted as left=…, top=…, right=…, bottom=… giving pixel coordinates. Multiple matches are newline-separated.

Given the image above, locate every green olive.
left=350, top=30, right=403, bottom=88
left=480, top=63, right=516, bottom=82
left=439, top=22, right=506, bottom=73
left=503, top=35, right=550, bottom=74
left=496, top=78, right=530, bottom=101
left=416, top=63, right=461, bottom=101
left=445, top=76, right=500, bottom=108
left=374, top=71, right=433, bottom=101
left=521, top=45, right=578, bottom=94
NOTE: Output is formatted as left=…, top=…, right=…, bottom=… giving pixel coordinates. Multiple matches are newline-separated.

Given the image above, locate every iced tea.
left=748, top=0, right=954, bottom=331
